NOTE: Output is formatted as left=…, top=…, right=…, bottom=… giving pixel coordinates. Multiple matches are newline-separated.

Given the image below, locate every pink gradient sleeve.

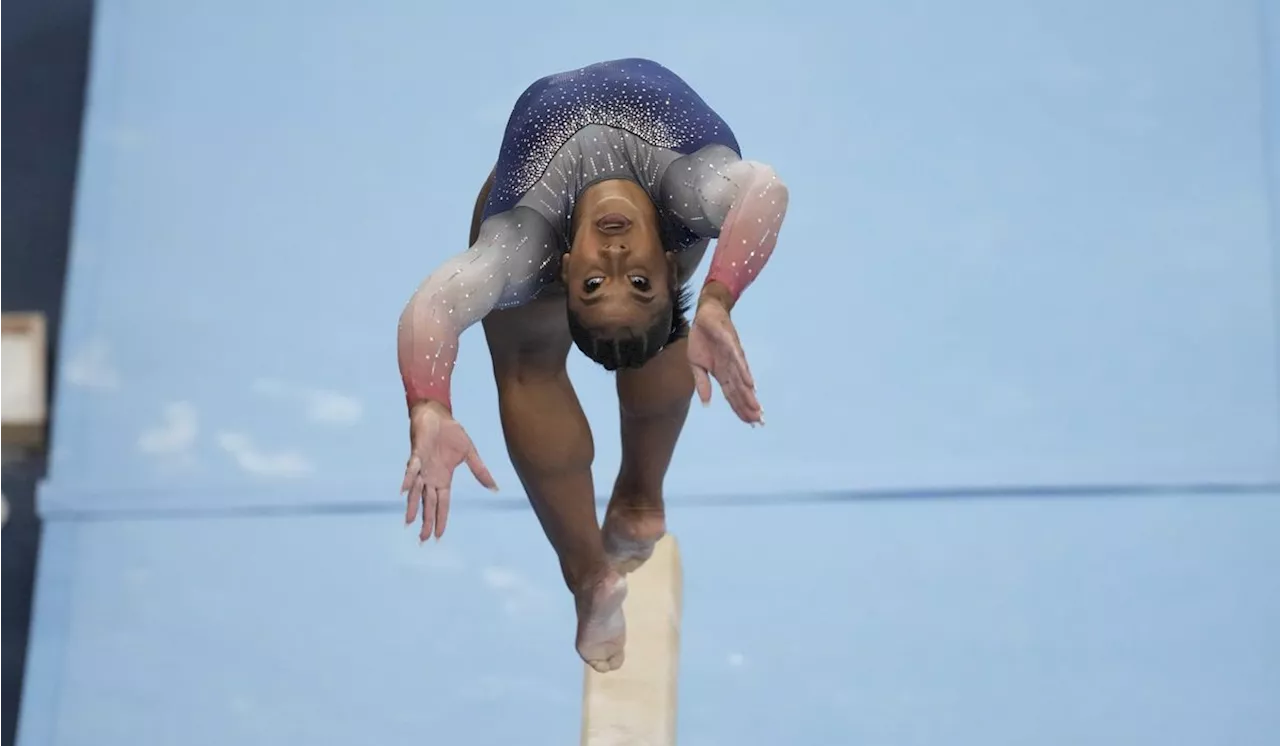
left=702, top=160, right=789, bottom=302
left=398, top=209, right=559, bottom=412
left=397, top=236, right=510, bottom=412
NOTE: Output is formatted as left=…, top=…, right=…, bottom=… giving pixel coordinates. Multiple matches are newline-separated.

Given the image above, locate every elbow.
left=398, top=287, right=423, bottom=327
left=396, top=298, right=416, bottom=376
left=755, top=161, right=789, bottom=208
left=733, top=159, right=788, bottom=210
left=742, top=162, right=789, bottom=235
left=396, top=293, right=419, bottom=350
left=397, top=287, right=435, bottom=370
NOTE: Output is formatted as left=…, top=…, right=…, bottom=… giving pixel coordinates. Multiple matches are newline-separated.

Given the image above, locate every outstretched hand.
left=402, top=400, right=497, bottom=541
left=687, top=295, right=763, bottom=425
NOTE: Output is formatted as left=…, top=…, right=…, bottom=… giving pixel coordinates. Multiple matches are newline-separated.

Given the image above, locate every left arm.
left=699, top=159, right=789, bottom=311
left=662, top=145, right=790, bottom=311
left=662, top=146, right=789, bottom=425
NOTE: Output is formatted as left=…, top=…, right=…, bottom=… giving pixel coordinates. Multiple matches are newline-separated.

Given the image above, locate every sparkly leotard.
left=399, top=58, right=789, bottom=409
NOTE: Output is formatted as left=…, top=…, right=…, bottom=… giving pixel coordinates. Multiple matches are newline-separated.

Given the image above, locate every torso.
left=477, top=58, right=740, bottom=309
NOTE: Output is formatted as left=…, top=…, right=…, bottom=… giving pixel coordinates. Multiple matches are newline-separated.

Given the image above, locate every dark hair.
left=568, top=283, right=693, bottom=371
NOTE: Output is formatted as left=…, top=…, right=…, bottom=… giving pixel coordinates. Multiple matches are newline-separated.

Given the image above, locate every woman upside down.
left=397, top=58, right=789, bottom=672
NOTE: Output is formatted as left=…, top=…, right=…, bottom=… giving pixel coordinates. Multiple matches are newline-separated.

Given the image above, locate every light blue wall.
left=42, top=0, right=1278, bottom=512
left=17, top=0, right=1280, bottom=744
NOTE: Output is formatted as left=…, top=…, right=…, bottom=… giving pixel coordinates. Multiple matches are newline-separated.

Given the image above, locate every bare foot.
left=575, top=570, right=628, bottom=673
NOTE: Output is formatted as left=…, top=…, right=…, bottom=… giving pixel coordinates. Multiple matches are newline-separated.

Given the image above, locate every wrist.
left=698, top=280, right=736, bottom=313
left=407, top=397, right=451, bottom=418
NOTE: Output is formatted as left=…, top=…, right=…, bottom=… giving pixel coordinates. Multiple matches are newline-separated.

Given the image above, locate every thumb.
left=692, top=365, right=713, bottom=406
left=465, top=447, right=499, bottom=492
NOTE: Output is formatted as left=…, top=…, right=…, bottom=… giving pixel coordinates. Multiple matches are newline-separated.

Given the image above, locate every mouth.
left=596, top=213, right=632, bottom=233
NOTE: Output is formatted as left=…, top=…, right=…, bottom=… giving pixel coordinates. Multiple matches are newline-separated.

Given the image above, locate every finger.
left=727, top=387, right=751, bottom=423
left=739, top=390, right=764, bottom=425
left=405, top=467, right=423, bottom=525
left=692, top=365, right=713, bottom=406
left=732, top=345, right=756, bottom=391
left=732, top=365, right=759, bottom=407
left=405, top=486, right=418, bottom=525
left=419, top=484, right=437, bottom=542
left=434, top=486, right=451, bottom=539
left=726, top=358, right=760, bottom=408
left=727, top=376, right=752, bottom=422
left=401, top=455, right=421, bottom=494
left=464, top=448, right=499, bottom=492
left=726, top=372, right=763, bottom=424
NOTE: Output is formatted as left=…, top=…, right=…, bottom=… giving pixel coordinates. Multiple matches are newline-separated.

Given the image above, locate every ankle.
left=563, top=556, right=614, bottom=597
left=611, top=473, right=662, bottom=503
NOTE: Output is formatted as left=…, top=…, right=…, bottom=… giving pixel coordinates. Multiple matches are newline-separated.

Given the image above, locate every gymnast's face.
left=562, top=180, right=676, bottom=331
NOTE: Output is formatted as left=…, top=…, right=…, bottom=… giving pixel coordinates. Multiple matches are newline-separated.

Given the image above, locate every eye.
left=583, top=277, right=604, bottom=293
left=628, top=275, right=651, bottom=291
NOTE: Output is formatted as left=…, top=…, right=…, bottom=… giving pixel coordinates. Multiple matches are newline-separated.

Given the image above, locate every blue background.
left=17, top=0, right=1280, bottom=743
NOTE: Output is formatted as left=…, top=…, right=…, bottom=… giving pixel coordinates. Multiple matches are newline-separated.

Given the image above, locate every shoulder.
left=470, top=207, right=563, bottom=308
left=666, top=150, right=783, bottom=208
left=478, top=205, right=560, bottom=249
left=663, top=144, right=744, bottom=187
left=657, top=145, right=743, bottom=234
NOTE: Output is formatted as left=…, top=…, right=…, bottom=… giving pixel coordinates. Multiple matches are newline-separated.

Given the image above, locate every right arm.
left=397, top=213, right=513, bottom=413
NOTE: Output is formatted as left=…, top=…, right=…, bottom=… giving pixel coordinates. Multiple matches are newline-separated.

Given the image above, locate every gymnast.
left=397, top=58, right=788, bottom=672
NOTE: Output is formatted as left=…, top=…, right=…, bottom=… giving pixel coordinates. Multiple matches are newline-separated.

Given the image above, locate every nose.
left=598, top=242, right=631, bottom=274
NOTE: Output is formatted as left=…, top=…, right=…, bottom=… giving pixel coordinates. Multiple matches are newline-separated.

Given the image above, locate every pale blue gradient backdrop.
left=18, top=0, right=1280, bottom=744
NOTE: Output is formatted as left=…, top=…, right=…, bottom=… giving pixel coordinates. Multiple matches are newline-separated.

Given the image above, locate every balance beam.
left=580, top=535, right=684, bottom=745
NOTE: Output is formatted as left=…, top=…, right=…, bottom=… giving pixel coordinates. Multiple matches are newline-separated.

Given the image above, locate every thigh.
left=615, top=337, right=695, bottom=418
left=482, top=295, right=573, bottom=381
left=468, top=164, right=572, bottom=379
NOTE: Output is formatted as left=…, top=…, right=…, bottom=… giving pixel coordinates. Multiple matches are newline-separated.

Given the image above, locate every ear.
left=560, top=252, right=572, bottom=283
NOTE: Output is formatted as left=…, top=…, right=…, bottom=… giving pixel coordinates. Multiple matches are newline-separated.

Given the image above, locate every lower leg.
left=493, top=369, right=627, bottom=672
left=605, top=338, right=695, bottom=572
left=494, top=370, right=604, bottom=590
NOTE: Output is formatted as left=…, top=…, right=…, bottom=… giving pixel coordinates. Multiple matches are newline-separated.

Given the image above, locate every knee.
left=484, top=312, right=571, bottom=388
left=487, top=326, right=570, bottom=388
left=618, top=382, right=693, bottom=420
left=492, top=348, right=568, bottom=390
left=617, top=362, right=695, bottom=420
